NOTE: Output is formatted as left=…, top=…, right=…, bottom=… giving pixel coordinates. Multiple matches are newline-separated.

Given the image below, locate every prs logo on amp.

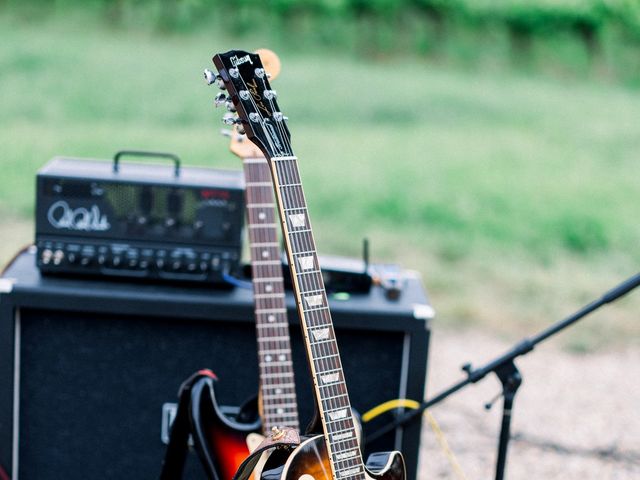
left=47, top=200, right=111, bottom=232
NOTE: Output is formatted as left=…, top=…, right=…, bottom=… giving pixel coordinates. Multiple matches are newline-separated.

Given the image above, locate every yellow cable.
left=362, top=399, right=468, bottom=480
left=362, top=399, right=421, bottom=422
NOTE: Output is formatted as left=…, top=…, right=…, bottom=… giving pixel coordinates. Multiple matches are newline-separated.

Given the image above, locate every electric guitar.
left=197, top=50, right=300, bottom=480
left=209, top=50, right=405, bottom=480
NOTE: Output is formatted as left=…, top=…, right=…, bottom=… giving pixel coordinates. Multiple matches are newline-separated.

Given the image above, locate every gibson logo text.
left=231, top=54, right=253, bottom=67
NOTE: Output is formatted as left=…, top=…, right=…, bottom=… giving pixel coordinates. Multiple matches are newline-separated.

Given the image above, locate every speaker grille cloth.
left=18, top=308, right=404, bottom=479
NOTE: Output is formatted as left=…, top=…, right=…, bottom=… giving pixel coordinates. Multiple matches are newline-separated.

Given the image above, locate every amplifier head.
left=34, top=155, right=245, bottom=284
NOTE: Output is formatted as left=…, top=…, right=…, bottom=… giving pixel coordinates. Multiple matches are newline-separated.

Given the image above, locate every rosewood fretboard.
left=243, top=156, right=300, bottom=435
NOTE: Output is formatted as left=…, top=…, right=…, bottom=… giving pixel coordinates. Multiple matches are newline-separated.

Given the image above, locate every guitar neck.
left=243, top=155, right=300, bottom=435
left=268, top=155, right=366, bottom=480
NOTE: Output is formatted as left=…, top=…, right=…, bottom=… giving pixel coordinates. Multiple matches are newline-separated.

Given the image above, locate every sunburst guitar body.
left=260, top=436, right=405, bottom=480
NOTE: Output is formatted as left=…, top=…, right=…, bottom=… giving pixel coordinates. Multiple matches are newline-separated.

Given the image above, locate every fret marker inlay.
left=336, top=451, right=357, bottom=461
left=312, top=328, right=330, bottom=341
left=288, top=213, right=306, bottom=228
left=298, top=256, right=314, bottom=270
left=339, top=467, right=362, bottom=478
left=258, top=212, right=266, bottom=220
left=328, top=409, right=348, bottom=421
left=268, top=315, right=276, bottom=322
left=262, top=250, right=269, bottom=258
left=304, top=294, right=323, bottom=308
left=321, top=373, right=340, bottom=384
left=332, top=431, right=354, bottom=442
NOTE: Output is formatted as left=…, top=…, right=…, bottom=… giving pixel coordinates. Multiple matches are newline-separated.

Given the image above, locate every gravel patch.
left=418, top=329, right=640, bottom=479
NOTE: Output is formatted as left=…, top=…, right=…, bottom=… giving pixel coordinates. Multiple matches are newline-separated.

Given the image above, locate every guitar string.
left=258, top=82, right=367, bottom=474
left=273, top=158, right=364, bottom=470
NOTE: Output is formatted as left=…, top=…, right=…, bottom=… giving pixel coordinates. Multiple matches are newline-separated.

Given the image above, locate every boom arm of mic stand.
left=365, top=271, right=640, bottom=444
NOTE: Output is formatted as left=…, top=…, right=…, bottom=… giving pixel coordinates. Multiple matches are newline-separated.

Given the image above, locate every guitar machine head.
left=204, top=51, right=292, bottom=160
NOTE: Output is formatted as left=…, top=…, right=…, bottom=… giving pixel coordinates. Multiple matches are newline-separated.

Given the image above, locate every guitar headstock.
left=206, top=50, right=292, bottom=159
left=223, top=49, right=281, bottom=160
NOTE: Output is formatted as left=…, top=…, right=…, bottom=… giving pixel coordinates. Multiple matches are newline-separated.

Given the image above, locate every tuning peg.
left=264, top=90, right=277, bottom=100
left=254, top=67, right=266, bottom=79
left=214, top=92, right=227, bottom=107
left=204, top=69, right=217, bottom=85
left=222, top=113, right=241, bottom=126
left=220, top=129, right=233, bottom=138
left=273, top=112, right=288, bottom=122
left=237, top=124, right=246, bottom=135
left=225, top=99, right=236, bottom=113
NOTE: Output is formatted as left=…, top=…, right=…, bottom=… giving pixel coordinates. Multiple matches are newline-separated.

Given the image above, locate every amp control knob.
left=41, top=249, right=53, bottom=265
left=53, top=250, right=65, bottom=266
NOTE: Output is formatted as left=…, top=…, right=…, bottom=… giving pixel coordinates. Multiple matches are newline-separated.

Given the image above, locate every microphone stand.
left=366, top=271, right=640, bottom=480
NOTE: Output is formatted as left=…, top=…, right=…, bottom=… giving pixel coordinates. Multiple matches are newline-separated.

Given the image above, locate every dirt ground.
left=418, top=329, right=640, bottom=479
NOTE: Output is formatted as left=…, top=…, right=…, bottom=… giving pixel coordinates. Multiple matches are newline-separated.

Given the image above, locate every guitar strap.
left=158, top=370, right=220, bottom=480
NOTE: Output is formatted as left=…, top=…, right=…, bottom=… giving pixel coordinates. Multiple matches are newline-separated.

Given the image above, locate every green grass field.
left=1, top=13, right=639, bottom=350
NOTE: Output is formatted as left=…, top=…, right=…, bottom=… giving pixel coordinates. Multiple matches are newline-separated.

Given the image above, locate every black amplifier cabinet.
left=0, top=251, right=432, bottom=480
left=35, top=153, right=245, bottom=284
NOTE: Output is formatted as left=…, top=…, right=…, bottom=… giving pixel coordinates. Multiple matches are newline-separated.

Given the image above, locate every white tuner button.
left=203, top=69, right=217, bottom=85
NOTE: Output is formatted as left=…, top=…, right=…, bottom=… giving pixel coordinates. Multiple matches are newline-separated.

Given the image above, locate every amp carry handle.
left=113, top=150, right=181, bottom=177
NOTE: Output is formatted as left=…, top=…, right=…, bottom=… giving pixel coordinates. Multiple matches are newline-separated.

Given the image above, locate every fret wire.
left=263, top=402, right=298, bottom=409
left=303, top=305, right=330, bottom=313
left=262, top=412, right=298, bottom=418
left=292, top=249, right=315, bottom=256
left=260, top=372, right=296, bottom=379
left=248, top=223, right=279, bottom=229
left=245, top=181, right=273, bottom=187
left=252, top=277, right=285, bottom=283
left=260, top=362, right=294, bottom=369
left=261, top=382, right=296, bottom=389
left=296, top=269, right=322, bottom=277
left=262, top=393, right=297, bottom=399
